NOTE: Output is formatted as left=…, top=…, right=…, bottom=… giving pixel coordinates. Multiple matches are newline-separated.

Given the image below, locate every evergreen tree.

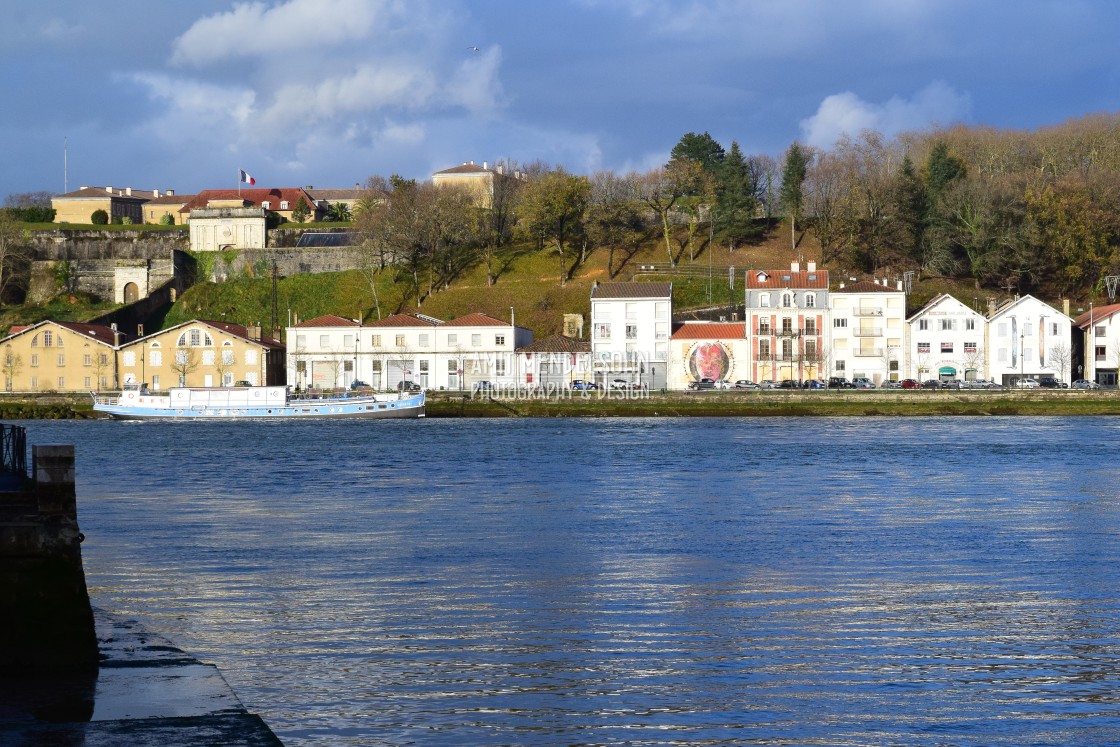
left=886, top=154, right=928, bottom=265
left=669, top=132, right=726, bottom=175
left=714, top=141, right=760, bottom=249
left=923, top=141, right=967, bottom=201
left=779, top=142, right=810, bottom=251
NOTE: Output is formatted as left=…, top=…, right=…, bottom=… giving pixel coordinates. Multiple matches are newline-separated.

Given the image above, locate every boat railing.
left=90, top=392, right=120, bottom=406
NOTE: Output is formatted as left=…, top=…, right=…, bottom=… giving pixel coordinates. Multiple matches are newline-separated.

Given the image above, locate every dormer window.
left=262, top=201, right=271, bottom=209
left=755, top=271, right=769, bottom=282
left=280, top=201, right=289, bottom=210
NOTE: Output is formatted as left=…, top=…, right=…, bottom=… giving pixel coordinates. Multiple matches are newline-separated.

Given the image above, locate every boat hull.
left=93, top=388, right=425, bottom=420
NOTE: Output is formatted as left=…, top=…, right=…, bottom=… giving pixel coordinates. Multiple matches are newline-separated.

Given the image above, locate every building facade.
left=1074, top=303, right=1120, bottom=387
left=287, top=312, right=533, bottom=391
left=830, top=279, right=907, bottom=384
left=668, top=322, right=750, bottom=389
left=117, top=320, right=285, bottom=390
left=515, top=334, right=592, bottom=389
left=987, top=295, right=1074, bottom=385
left=744, top=262, right=829, bottom=383
left=0, top=321, right=124, bottom=392
left=590, top=282, right=672, bottom=389
left=906, top=294, right=987, bottom=382
left=51, top=186, right=152, bottom=224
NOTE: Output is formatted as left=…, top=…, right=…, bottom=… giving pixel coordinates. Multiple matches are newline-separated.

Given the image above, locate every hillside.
left=164, top=220, right=1008, bottom=338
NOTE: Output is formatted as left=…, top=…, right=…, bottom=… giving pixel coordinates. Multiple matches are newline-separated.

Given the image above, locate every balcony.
left=775, top=328, right=801, bottom=338
left=853, top=348, right=884, bottom=357
left=854, top=308, right=883, bottom=316
left=853, top=327, right=883, bottom=337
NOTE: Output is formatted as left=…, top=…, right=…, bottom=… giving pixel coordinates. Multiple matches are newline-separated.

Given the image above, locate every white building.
left=1074, top=303, right=1120, bottom=387
left=590, top=282, right=672, bottom=389
left=906, top=294, right=987, bottom=383
left=516, top=334, right=592, bottom=389
left=286, top=311, right=532, bottom=391
left=830, top=279, right=907, bottom=384
left=987, top=296, right=1074, bottom=385
left=188, top=205, right=267, bottom=252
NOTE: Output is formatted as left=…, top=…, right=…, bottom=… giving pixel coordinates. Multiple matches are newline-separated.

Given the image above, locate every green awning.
left=938, top=366, right=957, bottom=374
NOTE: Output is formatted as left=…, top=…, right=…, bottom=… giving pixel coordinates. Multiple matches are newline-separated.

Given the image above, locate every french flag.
left=239, top=169, right=256, bottom=185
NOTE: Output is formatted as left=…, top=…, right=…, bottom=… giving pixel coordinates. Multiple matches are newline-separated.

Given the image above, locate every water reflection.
left=17, top=417, right=1120, bottom=745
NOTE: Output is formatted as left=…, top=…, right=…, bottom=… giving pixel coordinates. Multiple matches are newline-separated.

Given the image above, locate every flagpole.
left=238, top=169, right=241, bottom=197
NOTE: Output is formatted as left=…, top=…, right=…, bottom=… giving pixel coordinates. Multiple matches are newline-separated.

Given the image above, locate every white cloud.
left=171, top=0, right=387, bottom=66
left=131, top=73, right=257, bottom=141
left=40, top=19, right=83, bottom=41
left=800, top=81, right=971, bottom=149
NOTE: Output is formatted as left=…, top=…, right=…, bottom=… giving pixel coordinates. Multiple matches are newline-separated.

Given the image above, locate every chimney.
left=482, top=161, right=488, bottom=170
left=897, top=280, right=903, bottom=290
left=355, top=182, right=360, bottom=190
left=987, top=298, right=997, bottom=317
left=248, top=325, right=261, bottom=341
left=305, top=185, right=313, bottom=190
left=791, top=261, right=800, bottom=272
left=839, top=282, right=845, bottom=289
left=105, top=186, right=113, bottom=194
left=153, top=189, right=160, bottom=198
left=137, top=324, right=144, bottom=338
left=166, top=189, right=174, bottom=196
left=125, top=187, right=132, bottom=196
left=1063, top=298, right=1070, bottom=316
left=807, top=261, right=816, bottom=272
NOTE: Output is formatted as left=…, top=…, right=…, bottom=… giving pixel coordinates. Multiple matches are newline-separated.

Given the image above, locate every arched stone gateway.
left=123, top=282, right=139, bottom=303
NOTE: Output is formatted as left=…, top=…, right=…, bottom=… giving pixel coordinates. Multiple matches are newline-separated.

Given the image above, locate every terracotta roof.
left=53, top=186, right=152, bottom=201
left=55, top=321, right=130, bottom=346
left=591, top=282, right=673, bottom=299
left=145, top=194, right=194, bottom=205
left=371, top=313, right=444, bottom=328
left=518, top=334, right=590, bottom=353
left=199, top=320, right=284, bottom=349
left=671, top=322, right=746, bottom=340
left=835, top=280, right=900, bottom=293
left=1074, top=303, right=1120, bottom=327
left=746, top=268, right=829, bottom=289
left=444, top=312, right=515, bottom=327
left=294, top=314, right=360, bottom=328
left=180, top=188, right=317, bottom=213
left=433, top=163, right=494, bottom=175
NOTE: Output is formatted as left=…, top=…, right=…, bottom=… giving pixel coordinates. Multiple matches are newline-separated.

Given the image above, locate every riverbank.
left=9, top=390, right=1120, bottom=419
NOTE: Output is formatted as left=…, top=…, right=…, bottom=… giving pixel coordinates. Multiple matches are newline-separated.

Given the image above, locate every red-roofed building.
left=745, top=261, right=830, bottom=383
left=1073, top=302, right=1120, bottom=386
left=0, top=320, right=130, bottom=392
left=668, top=322, right=749, bottom=389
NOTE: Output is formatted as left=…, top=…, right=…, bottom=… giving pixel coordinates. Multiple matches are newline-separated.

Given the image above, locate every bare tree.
left=1047, top=340, right=1071, bottom=383
left=2, top=346, right=22, bottom=391
left=171, top=347, right=200, bottom=386
left=635, top=160, right=704, bottom=266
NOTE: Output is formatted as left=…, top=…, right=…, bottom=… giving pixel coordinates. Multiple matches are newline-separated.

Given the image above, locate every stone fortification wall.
left=210, top=247, right=365, bottom=281
left=27, top=229, right=188, bottom=261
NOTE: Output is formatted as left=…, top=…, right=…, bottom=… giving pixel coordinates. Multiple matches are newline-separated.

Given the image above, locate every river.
left=20, top=416, right=1120, bottom=746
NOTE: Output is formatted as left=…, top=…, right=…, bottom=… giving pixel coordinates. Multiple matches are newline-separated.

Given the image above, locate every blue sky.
left=4, top=0, right=1119, bottom=198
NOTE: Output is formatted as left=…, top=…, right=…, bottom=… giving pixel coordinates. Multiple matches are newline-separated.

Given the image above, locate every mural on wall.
left=687, top=342, right=731, bottom=381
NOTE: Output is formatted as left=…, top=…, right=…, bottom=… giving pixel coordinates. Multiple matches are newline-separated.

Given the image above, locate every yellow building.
left=431, top=161, right=506, bottom=209
left=117, top=320, right=286, bottom=390
left=52, top=186, right=154, bottom=224
left=142, top=192, right=192, bottom=224
left=0, top=321, right=125, bottom=392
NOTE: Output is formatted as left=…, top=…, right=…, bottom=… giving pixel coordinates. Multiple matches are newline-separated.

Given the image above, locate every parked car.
left=779, top=379, right=801, bottom=389
left=609, top=378, right=639, bottom=390
left=921, top=379, right=942, bottom=389
left=571, top=379, right=601, bottom=390
left=1013, top=378, right=1039, bottom=389
left=939, top=379, right=962, bottom=390
left=398, top=380, right=422, bottom=392
left=759, top=380, right=782, bottom=390
left=1038, top=376, right=1068, bottom=389
left=828, top=377, right=854, bottom=389
left=802, top=379, right=826, bottom=390
left=349, top=380, right=370, bottom=390
left=851, top=377, right=875, bottom=389
left=899, top=379, right=921, bottom=389
left=1072, top=379, right=1101, bottom=390
left=688, top=378, right=717, bottom=390
left=964, top=378, right=1001, bottom=389
left=734, top=379, right=761, bottom=390
left=713, top=380, right=734, bottom=389
left=879, top=379, right=902, bottom=389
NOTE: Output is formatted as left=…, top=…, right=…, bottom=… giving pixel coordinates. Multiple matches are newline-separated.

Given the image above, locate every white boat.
left=92, top=383, right=425, bottom=420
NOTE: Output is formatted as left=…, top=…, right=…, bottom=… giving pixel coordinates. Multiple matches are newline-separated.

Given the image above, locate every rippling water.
left=20, top=417, right=1120, bottom=745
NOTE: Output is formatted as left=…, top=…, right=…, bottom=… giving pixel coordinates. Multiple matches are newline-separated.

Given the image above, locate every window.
left=447, top=334, right=457, bottom=346
left=781, top=318, right=793, bottom=334
left=280, top=201, right=289, bottom=210
left=245, top=349, right=257, bottom=365
left=625, top=303, right=637, bottom=320
left=43, top=330, right=53, bottom=347
left=835, top=360, right=846, bottom=371
left=1096, top=346, right=1106, bottom=360
left=31, top=335, right=38, bottom=348
left=964, top=342, right=978, bottom=353
left=804, top=339, right=817, bottom=357
left=296, top=334, right=307, bottom=348
left=221, top=350, right=234, bottom=365
left=938, top=319, right=956, bottom=332
left=760, top=293, right=771, bottom=308
left=84, top=377, right=91, bottom=389
left=123, top=351, right=135, bottom=366
left=99, top=353, right=108, bottom=366
left=296, top=361, right=307, bottom=374
left=625, top=325, right=637, bottom=340
left=320, top=335, right=330, bottom=347
left=419, top=334, right=429, bottom=347
left=655, top=323, right=668, bottom=340
left=471, top=334, right=481, bottom=346
left=495, top=335, right=506, bottom=346
left=151, top=375, right=160, bottom=390
left=371, top=335, right=381, bottom=347
left=782, top=294, right=793, bottom=308
left=1050, top=322, right=1059, bottom=336
left=758, top=339, right=771, bottom=357
left=30, top=376, right=36, bottom=389
left=202, top=350, right=215, bottom=365
left=919, top=319, right=929, bottom=331
left=495, top=359, right=506, bottom=376
left=30, top=354, right=39, bottom=367
left=83, top=354, right=92, bottom=366
left=596, top=323, right=611, bottom=339
left=191, top=329, right=201, bottom=346
left=781, top=339, right=793, bottom=358
left=56, top=354, right=65, bottom=366
left=57, top=377, right=64, bottom=389
left=917, top=342, right=930, bottom=354
left=343, top=335, right=354, bottom=347
left=965, top=319, right=976, bottom=331
left=262, top=201, right=271, bottom=209
left=396, top=334, right=406, bottom=347
left=1095, top=326, right=1106, bottom=338
left=150, top=350, right=162, bottom=366
left=758, top=320, right=771, bottom=335
left=804, top=320, right=816, bottom=335
left=805, top=293, right=816, bottom=308
left=56, top=335, right=63, bottom=348
left=834, top=318, right=848, bottom=329
left=941, top=342, right=954, bottom=353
